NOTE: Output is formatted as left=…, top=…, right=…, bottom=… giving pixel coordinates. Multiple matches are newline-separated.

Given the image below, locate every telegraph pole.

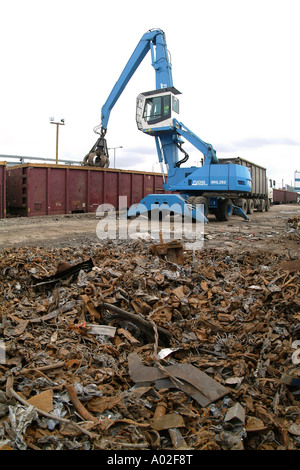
left=50, top=118, right=65, bottom=164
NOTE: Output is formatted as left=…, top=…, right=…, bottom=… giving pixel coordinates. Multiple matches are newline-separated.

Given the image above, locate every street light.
left=108, top=146, right=123, bottom=168
left=50, top=117, right=65, bottom=164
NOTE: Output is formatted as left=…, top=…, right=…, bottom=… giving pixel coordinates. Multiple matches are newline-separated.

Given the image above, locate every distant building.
left=295, top=170, right=300, bottom=192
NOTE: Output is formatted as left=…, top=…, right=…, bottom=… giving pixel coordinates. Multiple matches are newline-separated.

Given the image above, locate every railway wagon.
left=272, top=188, right=298, bottom=204
left=0, top=162, right=6, bottom=218
left=6, top=163, right=167, bottom=217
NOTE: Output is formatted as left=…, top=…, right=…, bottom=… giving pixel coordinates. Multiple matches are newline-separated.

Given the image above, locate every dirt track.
left=0, top=204, right=299, bottom=256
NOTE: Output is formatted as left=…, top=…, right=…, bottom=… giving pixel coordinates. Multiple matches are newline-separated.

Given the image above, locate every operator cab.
left=136, top=87, right=181, bottom=134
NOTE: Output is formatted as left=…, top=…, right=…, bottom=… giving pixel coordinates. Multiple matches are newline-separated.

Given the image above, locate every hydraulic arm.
left=84, top=28, right=173, bottom=167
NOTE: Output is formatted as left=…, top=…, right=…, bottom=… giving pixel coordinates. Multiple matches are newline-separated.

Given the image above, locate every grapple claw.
left=83, top=130, right=110, bottom=167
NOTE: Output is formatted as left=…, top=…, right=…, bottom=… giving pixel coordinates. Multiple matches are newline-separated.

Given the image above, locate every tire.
left=236, top=198, right=247, bottom=213
left=216, top=198, right=233, bottom=221
left=214, top=206, right=222, bottom=220
left=193, top=196, right=208, bottom=217
left=247, top=199, right=254, bottom=214
left=257, top=199, right=266, bottom=212
left=187, top=196, right=196, bottom=204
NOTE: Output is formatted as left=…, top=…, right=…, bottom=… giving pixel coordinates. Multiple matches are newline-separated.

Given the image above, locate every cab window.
left=172, top=96, right=179, bottom=114
left=143, top=95, right=171, bottom=124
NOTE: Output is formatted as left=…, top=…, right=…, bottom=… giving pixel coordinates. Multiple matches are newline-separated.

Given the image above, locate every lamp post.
left=50, top=118, right=65, bottom=164
left=108, top=146, right=123, bottom=168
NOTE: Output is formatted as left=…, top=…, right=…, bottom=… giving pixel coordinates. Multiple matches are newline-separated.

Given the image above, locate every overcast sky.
left=0, top=0, right=299, bottom=187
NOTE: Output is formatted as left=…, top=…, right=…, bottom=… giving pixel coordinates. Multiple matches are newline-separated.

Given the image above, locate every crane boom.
left=101, top=29, right=173, bottom=130
left=83, top=29, right=173, bottom=167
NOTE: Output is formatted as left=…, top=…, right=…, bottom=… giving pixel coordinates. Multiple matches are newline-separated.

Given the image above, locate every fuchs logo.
left=191, top=180, right=207, bottom=186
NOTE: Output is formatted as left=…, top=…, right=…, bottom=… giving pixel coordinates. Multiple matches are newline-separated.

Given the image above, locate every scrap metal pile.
left=0, top=234, right=299, bottom=450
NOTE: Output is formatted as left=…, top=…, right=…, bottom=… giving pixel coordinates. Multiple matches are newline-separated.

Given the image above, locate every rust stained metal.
left=152, top=413, right=185, bottom=431
left=152, top=401, right=188, bottom=449
left=278, top=259, right=300, bottom=273
left=32, top=258, right=95, bottom=287
left=1, top=231, right=300, bottom=450
left=100, top=301, right=172, bottom=346
left=150, top=233, right=184, bottom=265
left=128, top=353, right=229, bottom=406
left=65, top=384, right=99, bottom=423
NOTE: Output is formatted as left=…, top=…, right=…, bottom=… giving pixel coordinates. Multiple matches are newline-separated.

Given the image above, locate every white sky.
left=0, top=0, right=299, bottom=187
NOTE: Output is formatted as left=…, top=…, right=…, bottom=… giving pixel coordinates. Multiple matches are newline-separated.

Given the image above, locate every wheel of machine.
left=265, top=198, right=270, bottom=211
left=193, top=196, right=208, bottom=217
left=257, top=199, right=266, bottom=212
left=214, top=199, right=223, bottom=220
left=247, top=199, right=254, bottom=214
left=236, top=198, right=247, bottom=213
left=187, top=196, right=196, bottom=204
left=219, top=198, right=233, bottom=221
left=214, top=206, right=222, bottom=220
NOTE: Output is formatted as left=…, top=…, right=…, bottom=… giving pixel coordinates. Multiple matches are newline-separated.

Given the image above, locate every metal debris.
left=150, top=233, right=184, bottom=265
left=0, top=237, right=299, bottom=450
left=128, top=352, right=229, bottom=406
left=224, top=402, right=245, bottom=426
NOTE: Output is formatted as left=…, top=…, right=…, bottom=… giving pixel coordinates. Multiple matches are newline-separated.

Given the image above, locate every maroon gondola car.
left=6, top=163, right=168, bottom=217
left=272, top=188, right=298, bottom=204
left=0, top=162, right=6, bottom=218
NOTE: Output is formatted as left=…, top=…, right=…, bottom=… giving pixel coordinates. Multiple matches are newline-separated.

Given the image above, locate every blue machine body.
left=89, top=28, right=252, bottom=221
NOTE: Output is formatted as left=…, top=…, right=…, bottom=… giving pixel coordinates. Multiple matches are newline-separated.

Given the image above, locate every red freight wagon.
left=0, top=162, right=6, bottom=218
left=6, top=163, right=167, bottom=217
left=273, top=188, right=298, bottom=204
left=285, top=189, right=298, bottom=203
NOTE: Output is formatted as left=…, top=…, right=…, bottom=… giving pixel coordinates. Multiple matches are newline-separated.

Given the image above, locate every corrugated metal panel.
left=218, top=157, right=267, bottom=196
left=285, top=190, right=297, bottom=203
left=0, top=162, right=6, bottom=218
left=273, top=188, right=298, bottom=204
left=6, top=163, right=167, bottom=217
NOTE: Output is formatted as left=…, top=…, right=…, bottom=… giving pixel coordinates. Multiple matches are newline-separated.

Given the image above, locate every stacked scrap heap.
left=0, top=230, right=299, bottom=450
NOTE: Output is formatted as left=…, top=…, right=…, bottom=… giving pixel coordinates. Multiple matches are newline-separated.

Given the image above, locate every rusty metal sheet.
left=152, top=413, right=185, bottom=431
left=128, top=353, right=229, bottom=406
